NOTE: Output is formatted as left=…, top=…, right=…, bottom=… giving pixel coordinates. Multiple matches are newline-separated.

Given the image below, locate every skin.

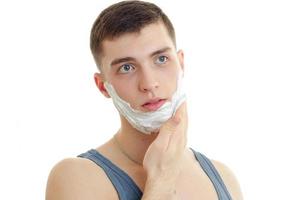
left=46, top=21, right=243, bottom=200
left=94, top=20, right=185, bottom=166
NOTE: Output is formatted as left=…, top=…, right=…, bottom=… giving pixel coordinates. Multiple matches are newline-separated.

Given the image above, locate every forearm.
left=141, top=177, right=179, bottom=200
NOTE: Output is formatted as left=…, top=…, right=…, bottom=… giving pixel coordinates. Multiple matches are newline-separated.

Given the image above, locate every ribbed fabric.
left=78, top=147, right=232, bottom=200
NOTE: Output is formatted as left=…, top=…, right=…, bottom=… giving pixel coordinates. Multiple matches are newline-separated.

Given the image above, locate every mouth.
left=142, top=98, right=167, bottom=111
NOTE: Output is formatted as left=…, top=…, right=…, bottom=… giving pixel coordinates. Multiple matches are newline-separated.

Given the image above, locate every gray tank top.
left=78, top=147, right=232, bottom=200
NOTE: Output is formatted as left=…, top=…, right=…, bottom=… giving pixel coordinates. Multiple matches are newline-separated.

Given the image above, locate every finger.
left=173, top=101, right=186, bottom=120
left=154, top=117, right=180, bottom=151
left=173, top=101, right=187, bottom=128
left=180, top=101, right=188, bottom=148
left=168, top=101, right=188, bottom=152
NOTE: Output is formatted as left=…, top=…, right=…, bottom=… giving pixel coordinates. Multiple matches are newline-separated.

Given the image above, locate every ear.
left=94, top=73, right=110, bottom=98
left=177, top=49, right=185, bottom=73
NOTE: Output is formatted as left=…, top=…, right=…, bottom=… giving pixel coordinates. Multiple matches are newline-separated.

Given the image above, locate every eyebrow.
left=110, top=46, right=172, bottom=67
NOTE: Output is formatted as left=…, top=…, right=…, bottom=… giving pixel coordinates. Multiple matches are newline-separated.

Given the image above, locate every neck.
left=115, top=115, right=158, bottom=165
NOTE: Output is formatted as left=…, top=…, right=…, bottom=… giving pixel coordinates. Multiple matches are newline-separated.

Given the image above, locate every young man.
left=46, top=1, right=243, bottom=199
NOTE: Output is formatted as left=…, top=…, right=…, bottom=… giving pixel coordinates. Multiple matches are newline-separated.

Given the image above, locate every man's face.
left=97, top=21, right=184, bottom=112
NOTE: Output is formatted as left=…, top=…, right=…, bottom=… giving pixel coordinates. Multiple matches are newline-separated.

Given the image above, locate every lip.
left=142, top=98, right=166, bottom=111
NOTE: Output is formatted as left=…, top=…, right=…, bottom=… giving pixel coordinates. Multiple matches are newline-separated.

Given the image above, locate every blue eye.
left=156, top=56, right=168, bottom=64
left=119, top=64, right=135, bottom=74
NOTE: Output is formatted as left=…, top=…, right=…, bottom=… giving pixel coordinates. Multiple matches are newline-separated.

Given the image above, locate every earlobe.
left=94, top=73, right=110, bottom=98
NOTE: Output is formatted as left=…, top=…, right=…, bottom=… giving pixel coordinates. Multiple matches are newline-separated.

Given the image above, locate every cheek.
left=111, top=81, right=127, bottom=99
left=161, top=68, right=178, bottom=97
left=110, top=78, right=136, bottom=103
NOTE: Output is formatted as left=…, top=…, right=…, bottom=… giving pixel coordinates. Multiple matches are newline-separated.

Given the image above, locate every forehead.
left=101, top=21, right=175, bottom=67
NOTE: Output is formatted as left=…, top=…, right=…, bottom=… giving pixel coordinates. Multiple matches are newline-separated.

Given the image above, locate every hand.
left=143, top=101, right=188, bottom=181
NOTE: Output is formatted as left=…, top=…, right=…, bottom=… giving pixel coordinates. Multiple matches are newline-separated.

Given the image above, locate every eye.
left=155, top=55, right=168, bottom=64
left=118, top=64, right=135, bottom=74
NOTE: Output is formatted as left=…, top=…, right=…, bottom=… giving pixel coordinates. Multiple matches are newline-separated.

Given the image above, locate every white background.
left=0, top=0, right=299, bottom=199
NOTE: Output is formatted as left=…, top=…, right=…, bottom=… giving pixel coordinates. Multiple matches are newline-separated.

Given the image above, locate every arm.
left=212, top=160, right=244, bottom=200
left=45, top=158, right=113, bottom=200
left=141, top=102, right=188, bottom=200
left=141, top=177, right=179, bottom=200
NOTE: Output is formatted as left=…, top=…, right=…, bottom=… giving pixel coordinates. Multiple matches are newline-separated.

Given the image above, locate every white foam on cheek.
left=104, top=70, right=186, bottom=134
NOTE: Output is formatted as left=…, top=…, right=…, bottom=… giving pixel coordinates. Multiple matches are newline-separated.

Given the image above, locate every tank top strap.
left=78, top=149, right=142, bottom=200
left=190, top=147, right=233, bottom=200
left=79, top=148, right=232, bottom=200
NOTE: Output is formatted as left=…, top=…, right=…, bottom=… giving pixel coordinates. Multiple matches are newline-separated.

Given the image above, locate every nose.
left=138, top=68, right=159, bottom=93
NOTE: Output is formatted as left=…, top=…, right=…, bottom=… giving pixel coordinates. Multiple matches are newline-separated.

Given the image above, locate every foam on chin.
left=104, top=70, right=186, bottom=134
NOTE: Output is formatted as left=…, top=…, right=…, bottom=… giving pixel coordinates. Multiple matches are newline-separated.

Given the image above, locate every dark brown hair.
left=90, top=0, right=176, bottom=71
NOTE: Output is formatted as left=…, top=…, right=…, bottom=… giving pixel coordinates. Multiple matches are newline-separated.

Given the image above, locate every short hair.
left=90, top=0, right=176, bottom=71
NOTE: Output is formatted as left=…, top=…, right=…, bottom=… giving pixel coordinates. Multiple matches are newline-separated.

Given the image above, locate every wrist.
left=145, top=175, right=177, bottom=192
left=143, top=178, right=178, bottom=200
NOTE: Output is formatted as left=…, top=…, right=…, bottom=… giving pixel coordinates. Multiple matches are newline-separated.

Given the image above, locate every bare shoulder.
left=46, top=157, right=118, bottom=200
left=211, top=159, right=244, bottom=200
